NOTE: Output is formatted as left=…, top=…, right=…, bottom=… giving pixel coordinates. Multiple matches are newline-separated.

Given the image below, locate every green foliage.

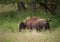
left=0, top=0, right=19, bottom=4
left=0, top=0, right=59, bottom=6
left=0, top=4, right=60, bottom=31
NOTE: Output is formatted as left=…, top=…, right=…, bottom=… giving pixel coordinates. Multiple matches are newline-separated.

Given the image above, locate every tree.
left=17, top=1, right=26, bottom=11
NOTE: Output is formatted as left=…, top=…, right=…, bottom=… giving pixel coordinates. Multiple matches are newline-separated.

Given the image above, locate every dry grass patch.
left=0, top=28, right=60, bottom=42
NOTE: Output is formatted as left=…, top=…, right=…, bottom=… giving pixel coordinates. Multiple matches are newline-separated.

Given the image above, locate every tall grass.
left=0, top=27, right=60, bottom=42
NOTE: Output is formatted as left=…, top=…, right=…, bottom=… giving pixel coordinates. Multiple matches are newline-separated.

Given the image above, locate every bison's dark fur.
left=19, top=22, right=26, bottom=31
left=19, top=17, right=51, bottom=32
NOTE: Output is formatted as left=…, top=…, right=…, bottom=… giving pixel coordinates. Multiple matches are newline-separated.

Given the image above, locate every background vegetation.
left=0, top=0, right=60, bottom=42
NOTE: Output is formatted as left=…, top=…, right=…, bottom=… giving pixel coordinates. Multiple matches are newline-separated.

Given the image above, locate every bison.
left=19, top=17, right=51, bottom=32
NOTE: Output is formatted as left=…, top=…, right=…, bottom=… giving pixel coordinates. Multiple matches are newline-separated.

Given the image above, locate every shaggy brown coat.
left=19, top=17, right=51, bottom=31
left=25, top=17, right=50, bottom=31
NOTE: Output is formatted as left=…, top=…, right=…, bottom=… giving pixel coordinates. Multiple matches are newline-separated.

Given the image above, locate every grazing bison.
left=19, top=17, right=51, bottom=32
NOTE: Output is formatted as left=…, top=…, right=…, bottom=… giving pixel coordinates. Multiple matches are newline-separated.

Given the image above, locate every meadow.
left=0, top=4, right=60, bottom=42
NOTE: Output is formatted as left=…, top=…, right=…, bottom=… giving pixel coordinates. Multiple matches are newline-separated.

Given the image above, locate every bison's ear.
left=21, top=22, right=24, bottom=23
left=20, top=22, right=24, bottom=24
left=20, top=22, right=24, bottom=26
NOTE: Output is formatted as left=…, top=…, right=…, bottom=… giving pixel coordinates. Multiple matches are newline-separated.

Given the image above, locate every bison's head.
left=19, top=22, right=26, bottom=29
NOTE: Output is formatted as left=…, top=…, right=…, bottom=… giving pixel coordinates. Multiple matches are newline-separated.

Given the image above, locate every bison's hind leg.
left=45, top=22, right=51, bottom=32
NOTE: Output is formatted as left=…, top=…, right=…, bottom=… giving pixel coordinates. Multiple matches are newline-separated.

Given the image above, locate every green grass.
left=0, top=7, right=60, bottom=31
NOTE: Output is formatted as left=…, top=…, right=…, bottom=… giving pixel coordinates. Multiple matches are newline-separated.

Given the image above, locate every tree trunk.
left=17, top=2, right=26, bottom=11
left=29, top=1, right=37, bottom=12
